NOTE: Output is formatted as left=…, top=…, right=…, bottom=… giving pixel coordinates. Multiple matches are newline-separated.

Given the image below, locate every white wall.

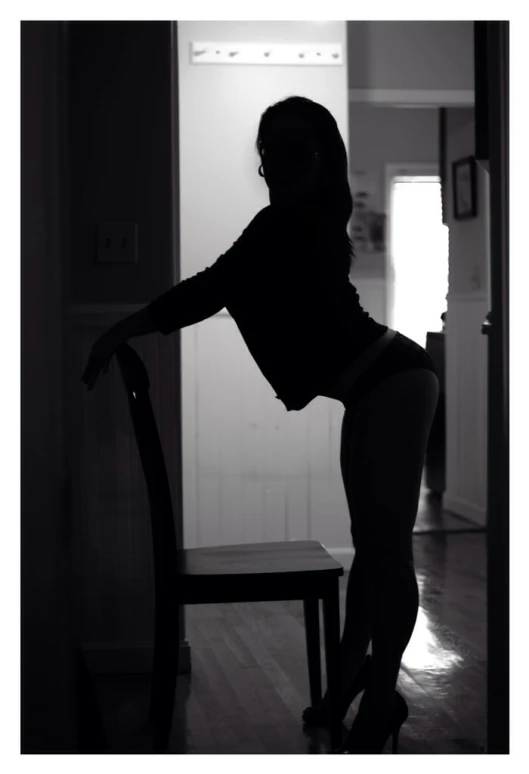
left=444, top=109, right=489, bottom=526
left=347, top=21, right=474, bottom=105
left=178, top=21, right=349, bottom=282
left=446, top=109, right=490, bottom=295
left=177, top=21, right=354, bottom=554
left=177, top=20, right=483, bottom=554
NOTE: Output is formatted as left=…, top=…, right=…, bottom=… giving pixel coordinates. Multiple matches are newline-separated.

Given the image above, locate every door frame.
left=485, top=20, right=510, bottom=755
left=21, top=21, right=77, bottom=751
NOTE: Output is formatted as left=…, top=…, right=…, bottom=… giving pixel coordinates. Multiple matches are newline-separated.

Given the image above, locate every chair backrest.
left=115, top=343, right=180, bottom=567
left=114, top=343, right=182, bottom=746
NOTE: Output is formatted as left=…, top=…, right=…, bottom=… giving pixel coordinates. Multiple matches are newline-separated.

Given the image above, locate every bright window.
left=389, top=176, right=449, bottom=347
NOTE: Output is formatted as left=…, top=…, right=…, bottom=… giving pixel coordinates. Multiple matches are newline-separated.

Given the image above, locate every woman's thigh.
left=340, top=368, right=440, bottom=557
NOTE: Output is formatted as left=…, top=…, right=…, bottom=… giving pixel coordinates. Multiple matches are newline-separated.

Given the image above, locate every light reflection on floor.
left=401, top=600, right=464, bottom=673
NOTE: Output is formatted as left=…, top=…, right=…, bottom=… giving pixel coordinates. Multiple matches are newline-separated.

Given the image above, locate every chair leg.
left=323, top=578, right=342, bottom=751
left=303, top=598, right=322, bottom=706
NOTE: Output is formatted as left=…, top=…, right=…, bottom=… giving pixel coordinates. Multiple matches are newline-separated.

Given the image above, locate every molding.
left=385, top=162, right=439, bottom=177
left=442, top=494, right=487, bottom=528
left=82, top=639, right=192, bottom=675
left=348, top=88, right=474, bottom=107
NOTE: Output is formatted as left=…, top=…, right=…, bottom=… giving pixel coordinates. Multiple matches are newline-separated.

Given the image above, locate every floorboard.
left=93, top=490, right=487, bottom=754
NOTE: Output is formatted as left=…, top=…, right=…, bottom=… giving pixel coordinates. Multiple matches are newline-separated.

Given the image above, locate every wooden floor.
left=94, top=489, right=487, bottom=754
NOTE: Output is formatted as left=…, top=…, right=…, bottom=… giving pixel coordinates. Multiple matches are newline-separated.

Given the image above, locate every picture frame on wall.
left=452, top=156, right=478, bottom=220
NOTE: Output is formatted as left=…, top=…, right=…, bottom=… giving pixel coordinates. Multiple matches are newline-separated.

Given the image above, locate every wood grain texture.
left=92, top=523, right=486, bottom=753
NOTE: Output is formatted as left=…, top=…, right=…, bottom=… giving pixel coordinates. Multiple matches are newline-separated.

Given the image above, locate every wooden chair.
left=114, top=342, right=344, bottom=752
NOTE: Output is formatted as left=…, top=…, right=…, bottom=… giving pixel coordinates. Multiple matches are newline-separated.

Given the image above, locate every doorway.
left=385, top=163, right=449, bottom=346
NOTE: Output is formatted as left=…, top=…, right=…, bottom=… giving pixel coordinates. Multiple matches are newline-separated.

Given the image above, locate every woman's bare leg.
left=339, top=368, right=439, bottom=710
left=335, top=410, right=374, bottom=690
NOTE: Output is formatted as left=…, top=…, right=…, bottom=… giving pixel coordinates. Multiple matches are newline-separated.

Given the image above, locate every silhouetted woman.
left=82, top=96, right=440, bottom=753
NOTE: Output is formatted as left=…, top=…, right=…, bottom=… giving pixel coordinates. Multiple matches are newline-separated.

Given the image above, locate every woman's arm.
left=111, top=305, right=157, bottom=342
left=144, top=207, right=271, bottom=336
left=82, top=208, right=269, bottom=390
left=81, top=307, right=157, bottom=390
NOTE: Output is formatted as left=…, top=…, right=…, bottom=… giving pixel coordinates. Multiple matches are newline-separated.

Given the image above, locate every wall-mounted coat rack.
left=190, top=41, right=343, bottom=66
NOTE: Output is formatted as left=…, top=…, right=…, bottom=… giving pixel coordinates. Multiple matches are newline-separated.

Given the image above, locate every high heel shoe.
left=338, top=690, right=409, bottom=754
left=302, top=654, right=372, bottom=727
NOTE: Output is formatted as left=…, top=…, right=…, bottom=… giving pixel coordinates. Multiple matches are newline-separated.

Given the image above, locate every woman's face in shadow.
left=261, top=116, right=323, bottom=209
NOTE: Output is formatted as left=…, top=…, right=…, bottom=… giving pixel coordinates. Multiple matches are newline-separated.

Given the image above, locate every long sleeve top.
left=146, top=204, right=388, bottom=412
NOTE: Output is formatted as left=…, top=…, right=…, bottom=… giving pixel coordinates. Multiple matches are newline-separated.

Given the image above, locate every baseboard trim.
left=348, top=88, right=474, bottom=107
left=442, top=494, right=487, bottom=528
left=82, top=639, right=192, bottom=675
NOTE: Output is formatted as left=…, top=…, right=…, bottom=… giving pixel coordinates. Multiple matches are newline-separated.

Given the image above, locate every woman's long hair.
left=256, top=95, right=355, bottom=273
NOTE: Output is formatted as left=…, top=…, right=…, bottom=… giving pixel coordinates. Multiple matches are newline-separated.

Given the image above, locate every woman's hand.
left=81, top=326, right=126, bottom=391
left=81, top=306, right=157, bottom=390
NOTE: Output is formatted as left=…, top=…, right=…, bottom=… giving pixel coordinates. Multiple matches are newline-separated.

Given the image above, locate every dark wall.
left=68, top=22, right=174, bottom=304
left=22, top=21, right=77, bottom=752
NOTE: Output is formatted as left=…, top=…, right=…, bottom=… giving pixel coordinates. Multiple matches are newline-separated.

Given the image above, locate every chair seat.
left=176, top=540, right=343, bottom=605
left=179, top=540, right=342, bottom=576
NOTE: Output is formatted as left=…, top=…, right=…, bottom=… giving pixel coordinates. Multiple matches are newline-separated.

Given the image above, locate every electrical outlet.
left=96, top=222, right=138, bottom=264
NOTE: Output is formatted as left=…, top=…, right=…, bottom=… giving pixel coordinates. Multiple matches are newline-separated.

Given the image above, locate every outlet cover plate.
left=96, top=222, right=138, bottom=264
